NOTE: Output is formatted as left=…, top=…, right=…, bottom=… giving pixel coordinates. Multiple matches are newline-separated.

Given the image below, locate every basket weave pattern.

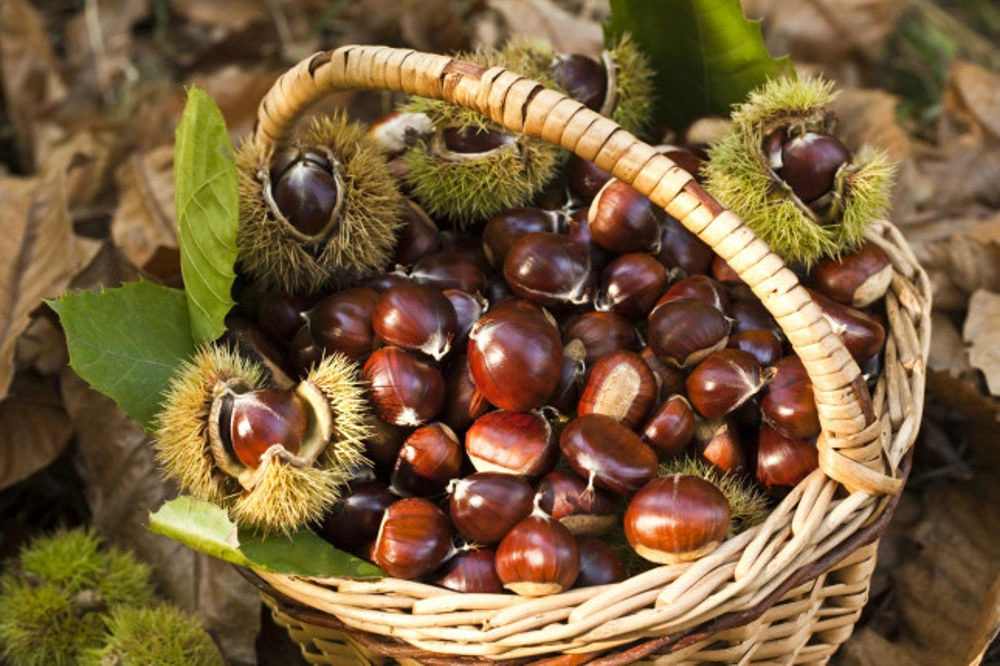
left=245, top=45, right=931, bottom=663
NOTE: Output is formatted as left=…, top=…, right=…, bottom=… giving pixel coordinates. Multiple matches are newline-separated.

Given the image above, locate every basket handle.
left=253, top=45, right=902, bottom=496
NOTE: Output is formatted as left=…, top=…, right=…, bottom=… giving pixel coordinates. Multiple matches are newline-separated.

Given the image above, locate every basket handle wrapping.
left=253, top=45, right=903, bottom=496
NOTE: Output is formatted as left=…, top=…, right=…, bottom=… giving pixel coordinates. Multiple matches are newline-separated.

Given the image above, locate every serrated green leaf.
left=148, top=496, right=384, bottom=578
left=49, top=281, right=195, bottom=430
left=606, top=0, right=794, bottom=130
left=174, top=87, right=239, bottom=345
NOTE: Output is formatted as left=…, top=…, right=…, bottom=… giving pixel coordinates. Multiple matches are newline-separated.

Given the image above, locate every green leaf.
left=49, top=281, right=196, bottom=430
left=606, top=0, right=794, bottom=130
left=174, top=86, right=239, bottom=345
left=148, top=496, right=383, bottom=578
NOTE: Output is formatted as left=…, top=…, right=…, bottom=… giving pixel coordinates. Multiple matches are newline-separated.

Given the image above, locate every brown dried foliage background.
left=0, top=1, right=997, bottom=664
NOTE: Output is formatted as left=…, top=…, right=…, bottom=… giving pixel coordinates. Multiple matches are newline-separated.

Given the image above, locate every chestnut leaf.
left=148, top=495, right=384, bottom=578
left=49, top=280, right=196, bottom=431
left=174, top=86, right=239, bottom=345
left=606, top=0, right=793, bottom=130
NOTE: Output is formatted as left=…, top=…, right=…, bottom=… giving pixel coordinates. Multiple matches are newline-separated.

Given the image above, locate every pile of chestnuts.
left=225, top=60, right=892, bottom=597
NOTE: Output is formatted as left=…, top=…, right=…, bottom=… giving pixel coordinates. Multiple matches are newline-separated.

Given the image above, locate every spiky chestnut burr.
left=395, top=48, right=562, bottom=227
left=0, top=528, right=157, bottom=666
left=235, top=111, right=406, bottom=293
left=153, top=345, right=370, bottom=534
left=80, top=604, right=224, bottom=666
left=702, top=76, right=894, bottom=268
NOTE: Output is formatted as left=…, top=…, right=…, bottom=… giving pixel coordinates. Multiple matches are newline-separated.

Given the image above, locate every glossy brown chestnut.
left=371, top=497, right=454, bottom=580
left=573, top=537, right=628, bottom=588
left=641, top=394, right=697, bottom=458
left=641, top=347, right=687, bottom=401
left=727, top=329, right=784, bottom=368
left=390, top=422, right=462, bottom=497
left=777, top=131, right=852, bottom=204
left=760, top=355, right=821, bottom=439
left=503, top=232, right=594, bottom=308
left=443, top=289, right=486, bottom=349
left=809, top=241, right=892, bottom=308
left=624, top=475, right=731, bottom=564
left=710, top=255, right=742, bottom=284
left=535, top=469, right=619, bottom=537
left=467, top=300, right=563, bottom=412
left=548, top=339, right=588, bottom=416
left=257, top=289, right=318, bottom=344
left=692, top=417, right=746, bottom=474
left=657, top=214, right=714, bottom=276
left=566, top=154, right=613, bottom=203
left=658, top=275, right=730, bottom=314
left=588, top=180, right=664, bottom=254
left=595, top=253, right=668, bottom=320
left=482, top=207, right=561, bottom=268
left=432, top=548, right=504, bottom=594
left=363, top=416, right=410, bottom=470
left=363, top=347, right=446, bottom=427
left=495, top=511, right=580, bottom=596
left=560, top=414, right=658, bottom=496
left=564, top=311, right=640, bottom=367
left=447, top=472, right=535, bottom=545
left=442, top=125, right=510, bottom=153
left=221, top=388, right=309, bottom=469
left=647, top=298, right=731, bottom=368
left=317, top=480, right=397, bottom=556
left=269, top=148, right=339, bottom=237
left=550, top=53, right=608, bottom=111
left=410, top=250, right=486, bottom=295
left=756, top=425, right=819, bottom=496
left=807, top=288, right=886, bottom=364
left=392, top=201, right=441, bottom=267
left=465, top=410, right=557, bottom=477
left=686, top=349, right=772, bottom=419
left=305, top=287, right=380, bottom=363
left=440, top=355, right=492, bottom=434
left=577, top=350, right=657, bottom=430
left=373, top=282, right=457, bottom=361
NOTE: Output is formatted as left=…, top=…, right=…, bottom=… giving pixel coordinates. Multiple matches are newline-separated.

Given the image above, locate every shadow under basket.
left=238, top=45, right=932, bottom=665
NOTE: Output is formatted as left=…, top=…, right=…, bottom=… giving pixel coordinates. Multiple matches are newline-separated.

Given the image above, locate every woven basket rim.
left=240, top=44, right=932, bottom=662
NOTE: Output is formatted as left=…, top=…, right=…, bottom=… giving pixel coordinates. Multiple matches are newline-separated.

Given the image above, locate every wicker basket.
left=241, top=45, right=931, bottom=664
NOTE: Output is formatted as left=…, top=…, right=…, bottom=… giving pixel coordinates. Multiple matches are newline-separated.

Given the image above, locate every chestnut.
left=624, top=475, right=731, bottom=564
left=495, top=509, right=579, bottom=596
left=686, top=349, right=772, bottom=420
left=373, top=282, right=458, bottom=361
left=756, top=425, right=819, bottom=496
left=442, top=289, right=486, bottom=349
left=566, top=153, right=613, bottom=202
left=363, top=347, right=445, bottom=427
left=371, top=497, right=454, bottom=580
left=692, top=417, right=746, bottom=473
left=595, top=253, right=668, bottom=320
left=760, top=355, right=820, bottom=440
left=577, top=350, right=657, bottom=430
left=482, top=207, right=561, bottom=268
left=503, top=232, right=594, bottom=308
left=432, top=547, right=503, bottom=594
left=550, top=53, right=607, bottom=111
left=303, top=287, right=381, bottom=362
left=647, top=299, right=731, bottom=368
left=728, top=296, right=781, bottom=337
left=560, top=414, right=658, bottom=496
left=467, top=300, right=563, bottom=412
left=269, top=147, right=338, bottom=237
left=727, top=329, right=783, bottom=368
left=465, top=410, right=557, bottom=477
left=447, top=472, right=535, bottom=545
left=588, top=179, right=664, bottom=254
left=440, top=354, right=492, bottom=434
left=317, top=480, right=397, bottom=556
left=221, top=388, right=309, bottom=469
left=257, top=288, right=318, bottom=344
left=574, top=536, right=627, bottom=588
left=809, top=241, right=892, bottom=308
left=710, top=255, right=743, bottom=284
left=535, top=469, right=619, bottom=537
left=657, top=214, right=714, bottom=276
left=807, top=288, right=886, bottom=364
left=640, top=347, right=687, bottom=400
left=641, top=394, right=697, bottom=458
left=410, top=250, right=485, bottom=295
left=548, top=339, right=588, bottom=416
left=776, top=131, right=852, bottom=205
left=658, top=275, right=729, bottom=314
left=363, top=416, right=409, bottom=471
left=564, top=311, right=640, bottom=367
left=392, top=200, right=441, bottom=267
left=390, top=422, right=462, bottom=497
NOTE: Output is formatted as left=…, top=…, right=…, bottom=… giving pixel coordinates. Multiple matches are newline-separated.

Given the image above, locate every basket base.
left=261, top=540, right=878, bottom=666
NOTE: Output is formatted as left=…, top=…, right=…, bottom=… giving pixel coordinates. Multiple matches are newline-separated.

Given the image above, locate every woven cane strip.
left=246, top=45, right=930, bottom=660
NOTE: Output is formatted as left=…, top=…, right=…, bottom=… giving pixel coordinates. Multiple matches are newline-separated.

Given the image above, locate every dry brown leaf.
left=169, top=0, right=269, bottom=31
left=911, top=236, right=1000, bottom=311
left=0, top=0, right=68, bottom=170
left=399, top=0, right=469, bottom=54
left=946, top=60, right=1000, bottom=143
left=742, top=0, right=905, bottom=65
left=16, top=315, right=69, bottom=376
left=487, top=0, right=603, bottom=57
left=111, top=144, right=178, bottom=274
left=830, top=88, right=912, bottom=161
left=60, top=369, right=262, bottom=665
left=963, top=289, right=1000, bottom=396
left=184, top=66, right=287, bottom=141
left=0, top=374, right=73, bottom=492
left=928, top=311, right=971, bottom=375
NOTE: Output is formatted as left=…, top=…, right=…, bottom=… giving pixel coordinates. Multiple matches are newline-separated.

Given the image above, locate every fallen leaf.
left=0, top=373, right=73, bottom=492
left=111, top=144, right=179, bottom=275
left=830, top=88, right=912, bottom=161
left=927, top=310, right=971, bottom=375
left=963, top=289, right=1000, bottom=396
left=184, top=66, right=286, bottom=141
left=945, top=60, right=1000, bottom=142
left=15, top=315, right=69, bottom=376
left=0, top=0, right=68, bottom=171
left=398, top=0, right=470, bottom=53
left=60, top=369, right=262, bottom=666
left=169, top=0, right=269, bottom=31
left=488, top=0, right=603, bottom=57
left=911, top=235, right=1000, bottom=311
